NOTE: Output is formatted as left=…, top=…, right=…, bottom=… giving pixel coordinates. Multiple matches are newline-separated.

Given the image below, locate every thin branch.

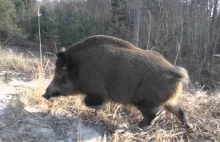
left=146, top=10, right=152, bottom=50
left=174, top=43, right=181, bottom=66
left=38, top=3, right=42, bottom=69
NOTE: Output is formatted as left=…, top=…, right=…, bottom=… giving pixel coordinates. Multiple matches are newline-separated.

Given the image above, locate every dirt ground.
left=0, top=70, right=105, bottom=142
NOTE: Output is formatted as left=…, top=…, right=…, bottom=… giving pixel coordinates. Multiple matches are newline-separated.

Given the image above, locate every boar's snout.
left=42, top=93, right=51, bottom=100
left=42, top=86, right=61, bottom=100
left=42, top=87, right=51, bottom=100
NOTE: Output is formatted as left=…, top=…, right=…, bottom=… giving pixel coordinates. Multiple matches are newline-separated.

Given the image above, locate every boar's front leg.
left=79, top=75, right=107, bottom=112
left=134, top=102, right=159, bottom=128
left=84, top=94, right=105, bottom=110
left=138, top=107, right=158, bottom=128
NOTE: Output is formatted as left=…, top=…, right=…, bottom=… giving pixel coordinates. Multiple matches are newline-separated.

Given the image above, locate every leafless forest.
left=1, top=0, right=220, bottom=90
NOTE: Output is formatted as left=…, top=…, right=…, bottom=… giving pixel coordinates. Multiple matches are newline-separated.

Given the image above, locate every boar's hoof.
left=89, top=105, right=102, bottom=110
left=184, top=122, right=194, bottom=130
left=138, top=117, right=152, bottom=128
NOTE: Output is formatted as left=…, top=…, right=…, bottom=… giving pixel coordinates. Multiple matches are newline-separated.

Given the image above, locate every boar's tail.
left=169, top=66, right=190, bottom=85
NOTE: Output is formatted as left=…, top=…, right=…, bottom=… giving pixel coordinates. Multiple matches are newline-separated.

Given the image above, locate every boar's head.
left=42, top=49, right=78, bottom=100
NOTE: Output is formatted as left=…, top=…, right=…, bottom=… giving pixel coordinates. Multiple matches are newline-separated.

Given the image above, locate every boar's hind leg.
left=165, top=103, right=193, bottom=129
left=84, top=94, right=105, bottom=109
left=135, top=104, right=158, bottom=128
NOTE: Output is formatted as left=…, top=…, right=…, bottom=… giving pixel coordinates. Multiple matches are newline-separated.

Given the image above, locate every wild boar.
left=42, top=35, right=193, bottom=129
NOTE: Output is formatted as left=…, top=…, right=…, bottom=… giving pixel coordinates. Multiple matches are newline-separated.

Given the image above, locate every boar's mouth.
left=42, top=91, right=61, bottom=100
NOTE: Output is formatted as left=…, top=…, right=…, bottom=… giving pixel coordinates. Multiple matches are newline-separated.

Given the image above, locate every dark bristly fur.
left=42, top=35, right=193, bottom=129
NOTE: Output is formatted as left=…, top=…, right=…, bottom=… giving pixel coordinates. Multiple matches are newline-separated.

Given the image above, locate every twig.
left=174, top=42, right=181, bottom=66
left=213, top=54, right=220, bottom=57
left=38, top=3, right=43, bottom=71
left=146, top=10, right=152, bottom=50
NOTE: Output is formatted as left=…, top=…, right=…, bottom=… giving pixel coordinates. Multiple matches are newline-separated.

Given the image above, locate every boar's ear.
left=56, top=51, right=66, bottom=70
left=59, top=47, right=66, bottom=52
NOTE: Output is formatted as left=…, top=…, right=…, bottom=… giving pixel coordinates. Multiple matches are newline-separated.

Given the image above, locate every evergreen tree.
left=0, top=0, right=21, bottom=38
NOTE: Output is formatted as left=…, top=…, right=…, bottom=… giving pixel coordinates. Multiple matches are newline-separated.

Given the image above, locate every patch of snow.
left=0, top=104, right=7, bottom=116
left=48, top=138, right=56, bottom=142
left=0, top=93, right=13, bottom=116
left=56, top=140, right=65, bottom=142
left=0, top=86, right=16, bottom=95
left=6, top=78, right=50, bottom=88
left=39, top=127, right=54, bottom=136
left=78, top=126, right=103, bottom=142
left=0, top=93, right=13, bottom=100
left=24, top=117, right=39, bottom=125
left=24, top=105, right=49, bottom=113
left=8, top=79, right=37, bottom=88
left=66, top=138, right=73, bottom=142
left=0, top=71, right=104, bottom=142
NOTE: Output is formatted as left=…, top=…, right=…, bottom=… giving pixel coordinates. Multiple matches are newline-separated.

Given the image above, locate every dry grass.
left=20, top=76, right=220, bottom=141
left=0, top=48, right=54, bottom=105
left=0, top=49, right=54, bottom=73
left=0, top=48, right=220, bottom=142
left=0, top=49, right=39, bottom=72
left=35, top=91, right=219, bottom=142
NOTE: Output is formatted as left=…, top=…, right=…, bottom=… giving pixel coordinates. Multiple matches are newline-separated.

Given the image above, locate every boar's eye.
left=62, top=66, right=67, bottom=70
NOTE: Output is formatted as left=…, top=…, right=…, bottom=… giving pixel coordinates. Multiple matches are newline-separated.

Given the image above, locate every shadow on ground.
left=0, top=94, right=121, bottom=142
